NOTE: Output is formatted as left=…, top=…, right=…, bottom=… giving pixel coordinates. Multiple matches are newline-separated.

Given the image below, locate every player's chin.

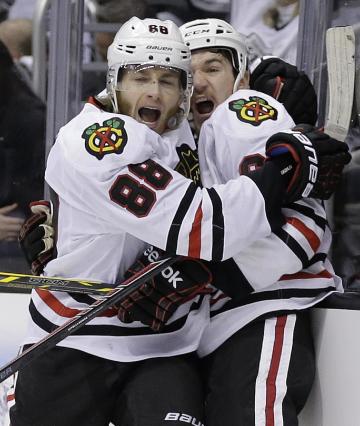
left=143, top=119, right=167, bottom=134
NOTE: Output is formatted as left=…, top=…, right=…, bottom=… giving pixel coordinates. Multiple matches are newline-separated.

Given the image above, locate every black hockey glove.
left=250, top=57, right=318, bottom=125
left=117, top=246, right=213, bottom=332
left=265, top=124, right=352, bottom=203
left=18, top=201, right=55, bottom=275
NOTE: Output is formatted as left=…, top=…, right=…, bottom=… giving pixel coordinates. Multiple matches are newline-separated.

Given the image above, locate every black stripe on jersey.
left=287, top=203, right=327, bottom=230
left=166, top=182, right=198, bottom=254
left=307, top=253, right=327, bottom=266
left=205, top=258, right=254, bottom=299
left=211, top=285, right=335, bottom=317
left=29, top=298, right=203, bottom=337
left=206, top=188, right=224, bottom=261
left=274, top=228, right=309, bottom=267
left=68, top=292, right=97, bottom=304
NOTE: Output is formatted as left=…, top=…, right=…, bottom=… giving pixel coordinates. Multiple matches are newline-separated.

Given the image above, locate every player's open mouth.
left=195, top=99, right=215, bottom=115
left=138, top=107, right=161, bottom=123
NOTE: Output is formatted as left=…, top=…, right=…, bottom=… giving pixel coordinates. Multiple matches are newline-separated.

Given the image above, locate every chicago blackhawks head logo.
left=82, top=117, right=128, bottom=160
left=175, top=145, right=201, bottom=186
left=229, top=96, right=278, bottom=126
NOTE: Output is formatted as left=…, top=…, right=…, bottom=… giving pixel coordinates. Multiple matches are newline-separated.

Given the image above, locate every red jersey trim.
left=188, top=203, right=203, bottom=258
left=286, top=216, right=320, bottom=251
left=265, top=315, right=287, bottom=426
left=35, top=289, right=117, bottom=318
left=280, top=269, right=333, bottom=281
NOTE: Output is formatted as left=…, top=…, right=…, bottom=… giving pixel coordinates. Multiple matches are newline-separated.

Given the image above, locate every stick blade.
left=325, top=26, right=356, bottom=142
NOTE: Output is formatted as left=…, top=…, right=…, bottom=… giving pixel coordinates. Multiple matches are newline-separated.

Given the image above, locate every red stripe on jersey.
left=280, top=269, right=332, bottom=281
left=35, top=289, right=117, bottom=318
left=7, top=394, right=14, bottom=402
left=286, top=217, right=320, bottom=251
left=188, top=203, right=203, bottom=258
left=265, top=315, right=287, bottom=426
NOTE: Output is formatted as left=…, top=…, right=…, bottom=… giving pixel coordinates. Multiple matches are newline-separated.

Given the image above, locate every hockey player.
left=176, top=18, right=345, bottom=425
left=13, top=17, right=350, bottom=426
left=10, top=18, right=212, bottom=426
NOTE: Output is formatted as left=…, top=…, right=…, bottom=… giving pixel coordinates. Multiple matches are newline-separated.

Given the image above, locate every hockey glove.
left=117, top=246, right=213, bottom=332
left=18, top=200, right=55, bottom=275
left=250, top=57, right=318, bottom=125
left=266, top=124, right=351, bottom=203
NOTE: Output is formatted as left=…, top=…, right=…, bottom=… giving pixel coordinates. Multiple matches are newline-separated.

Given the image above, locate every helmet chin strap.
left=232, top=69, right=249, bottom=93
left=111, top=91, right=119, bottom=113
left=167, top=89, right=192, bottom=130
left=233, top=73, right=242, bottom=93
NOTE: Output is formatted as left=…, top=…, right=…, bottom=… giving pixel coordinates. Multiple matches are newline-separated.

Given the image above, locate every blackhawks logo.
left=229, top=96, right=278, bottom=126
left=175, top=144, right=201, bottom=186
left=82, top=117, right=128, bottom=160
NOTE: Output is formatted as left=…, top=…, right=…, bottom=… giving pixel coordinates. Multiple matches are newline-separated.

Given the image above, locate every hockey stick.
left=324, top=26, right=356, bottom=141
left=0, top=271, right=116, bottom=295
left=0, top=255, right=180, bottom=383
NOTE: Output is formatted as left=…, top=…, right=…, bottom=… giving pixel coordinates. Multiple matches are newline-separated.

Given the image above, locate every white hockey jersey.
left=197, top=89, right=343, bottom=357
left=23, top=99, right=279, bottom=362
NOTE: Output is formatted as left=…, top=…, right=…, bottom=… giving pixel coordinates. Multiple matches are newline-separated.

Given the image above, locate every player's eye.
left=207, top=67, right=220, bottom=73
left=160, top=79, right=176, bottom=86
left=134, top=76, right=148, bottom=83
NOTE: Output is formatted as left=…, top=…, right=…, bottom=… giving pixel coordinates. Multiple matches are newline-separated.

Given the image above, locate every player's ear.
left=236, top=70, right=250, bottom=90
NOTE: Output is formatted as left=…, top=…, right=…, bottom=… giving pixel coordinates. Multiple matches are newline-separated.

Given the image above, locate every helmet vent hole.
left=216, top=29, right=224, bottom=34
left=149, top=55, right=154, bottom=60
left=165, top=57, right=170, bottom=62
left=206, top=38, right=210, bottom=43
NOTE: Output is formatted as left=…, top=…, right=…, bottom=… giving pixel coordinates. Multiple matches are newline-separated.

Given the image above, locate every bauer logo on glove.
left=265, top=124, right=351, bottom=203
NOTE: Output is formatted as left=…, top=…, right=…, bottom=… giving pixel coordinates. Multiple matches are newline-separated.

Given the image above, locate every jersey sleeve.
left=45, top=106, right=274, bottom=262
left=229, top=198, right=328, bottom=291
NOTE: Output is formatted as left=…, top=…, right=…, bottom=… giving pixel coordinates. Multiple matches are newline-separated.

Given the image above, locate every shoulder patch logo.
left=82, top=117, right=128, bottom=160
left=175, top=144, right=201, bottom=186
left=229, top=96, right=278, bottom=126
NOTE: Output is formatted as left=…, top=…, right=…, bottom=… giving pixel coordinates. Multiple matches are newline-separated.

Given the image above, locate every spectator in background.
left=231, top=0, right=299, bottom=65
left=188, top=0, right=230, bottom=18
left=0, top=18, right=33, bottom=84
left=7, top=0, right=36, bottom=20
left=0, top=0, right=14, bottom=22
left=0, top=40, right=45, bottom=272
left=93, top=0, right=148, bottom=61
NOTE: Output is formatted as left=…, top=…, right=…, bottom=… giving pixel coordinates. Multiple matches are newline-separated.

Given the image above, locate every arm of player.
left=217, top=197, right=329, bottom=296
left=114, top=196, right=329, bottom=330
left=45, top=113, right=298, bottom=263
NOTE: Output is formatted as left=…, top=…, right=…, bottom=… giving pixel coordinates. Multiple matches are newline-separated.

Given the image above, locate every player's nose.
left=192, top=71, right=207, bottom=92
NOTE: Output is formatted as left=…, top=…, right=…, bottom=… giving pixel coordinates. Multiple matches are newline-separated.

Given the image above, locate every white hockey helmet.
left=107, top=16, right=193, bottom=126
left=180, top=18, right=248, bottom=92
